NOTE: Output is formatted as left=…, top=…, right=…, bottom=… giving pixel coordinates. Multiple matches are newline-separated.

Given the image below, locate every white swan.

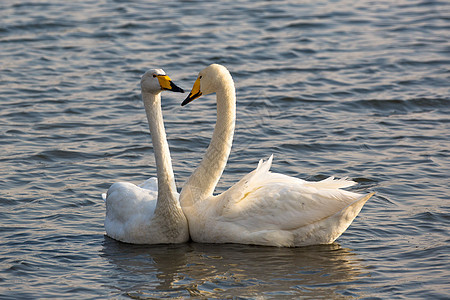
left=179, top=64, right=373, bottom=247
left=102, top=69, right=189, bottom=244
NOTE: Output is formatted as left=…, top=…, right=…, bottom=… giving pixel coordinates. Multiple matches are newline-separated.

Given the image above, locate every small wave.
left=30, top=149, right=102, bottom=162
left=343, top=98, right=449, bottom=113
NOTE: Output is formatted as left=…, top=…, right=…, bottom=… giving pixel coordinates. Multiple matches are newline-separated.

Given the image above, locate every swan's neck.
left=180, top=77, right=236, bottom=207
left=142, top=92, right=178, bottom=210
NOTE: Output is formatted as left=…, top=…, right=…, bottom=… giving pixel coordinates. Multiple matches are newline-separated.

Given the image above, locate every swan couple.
left=103, top=64, right=373, bottom=247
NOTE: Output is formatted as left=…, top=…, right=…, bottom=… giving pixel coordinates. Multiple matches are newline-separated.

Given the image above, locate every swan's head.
left=141, top=69, right=184, bottom=95
left=181, top=64, right=231, bottom=106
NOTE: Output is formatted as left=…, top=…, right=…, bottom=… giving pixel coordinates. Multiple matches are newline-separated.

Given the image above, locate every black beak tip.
left=181, top=91, right=201, bottom=107
left=181, top=98, right=190, bottom=106
left=170, top=82, right=184, bottom=93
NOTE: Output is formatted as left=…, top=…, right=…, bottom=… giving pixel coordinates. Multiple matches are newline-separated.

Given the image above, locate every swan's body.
left=180, top=64, right=373, bottom=247
left=103, top=69, right=189, bottom=244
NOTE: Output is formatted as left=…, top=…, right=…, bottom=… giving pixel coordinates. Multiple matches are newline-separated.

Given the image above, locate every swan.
left=102, top=69, right=189, bottom=244
left=179, top=64, right=374, bottom=247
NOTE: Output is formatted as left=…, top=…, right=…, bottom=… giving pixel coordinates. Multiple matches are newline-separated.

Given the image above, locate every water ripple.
left=0, top=0, right=449, bottom=298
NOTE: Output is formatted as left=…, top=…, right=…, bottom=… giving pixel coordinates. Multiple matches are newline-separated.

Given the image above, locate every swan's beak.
left=157, top=75, right=184, bottom=93
left=181, top=77, right=202, bottom=106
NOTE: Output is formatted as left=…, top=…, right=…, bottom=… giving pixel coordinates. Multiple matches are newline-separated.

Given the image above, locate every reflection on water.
left=101, top=237, right=367, bottom=298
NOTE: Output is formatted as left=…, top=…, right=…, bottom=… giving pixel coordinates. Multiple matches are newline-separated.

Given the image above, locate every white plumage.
left=180, top=64, right=373, bottom=247
left=103, top=69, right=188, bottom=244
left=104, top=179, right=158, bottom=243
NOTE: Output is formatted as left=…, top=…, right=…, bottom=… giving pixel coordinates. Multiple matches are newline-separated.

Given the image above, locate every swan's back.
left=104, top=180, right=158, bottom=243
left=194, top=156, right=373, bottom=247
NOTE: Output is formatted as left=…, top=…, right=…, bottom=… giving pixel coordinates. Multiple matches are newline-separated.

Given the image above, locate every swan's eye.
left=153, top=75, right=157, bottom=78
left=199, top=76, right=202, bottom=79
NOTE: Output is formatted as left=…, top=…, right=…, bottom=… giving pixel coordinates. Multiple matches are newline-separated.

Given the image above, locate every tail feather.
left=256, top=154, right=273, bottom=173
left=304, top=176, right=357, bottom=189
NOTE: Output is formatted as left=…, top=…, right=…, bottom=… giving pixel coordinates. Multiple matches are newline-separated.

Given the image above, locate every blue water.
left=1, top=0, right=449, bottom=298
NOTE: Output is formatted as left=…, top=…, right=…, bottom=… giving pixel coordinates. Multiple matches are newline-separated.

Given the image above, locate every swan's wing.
left=106, top=182, right=158, bottom=220
left=138, top=177, right=158, bottom=191
left=302, top=176, right=357, bottom=189
left=102, top=177, right=157, bottom=202
left=217, top=155, right=364, bottom=231
left=137, top=177, right=180, bottom=198
left=104, top=182, right=158, bottom=239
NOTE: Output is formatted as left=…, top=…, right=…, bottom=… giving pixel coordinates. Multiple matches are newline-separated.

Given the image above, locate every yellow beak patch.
left=157, top=75, right=184, bottom=93
left=181, top=77, right=202, bottom=106
left=157, top=75, right=173, bottom=90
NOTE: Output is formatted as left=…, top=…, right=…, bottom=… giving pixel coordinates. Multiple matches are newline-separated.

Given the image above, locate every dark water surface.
left=1, top=0, right=449, bottom=298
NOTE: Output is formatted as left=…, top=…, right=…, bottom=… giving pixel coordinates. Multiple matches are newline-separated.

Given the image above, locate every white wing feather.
left=196, top=155, right=372, bottom=246
left=103, top=179, right=159, bottom=243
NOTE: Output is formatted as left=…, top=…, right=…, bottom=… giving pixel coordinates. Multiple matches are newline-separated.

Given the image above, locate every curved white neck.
left=142, top=92, right=178, bottom=209
left=180, top=77, right=236, bottom=207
